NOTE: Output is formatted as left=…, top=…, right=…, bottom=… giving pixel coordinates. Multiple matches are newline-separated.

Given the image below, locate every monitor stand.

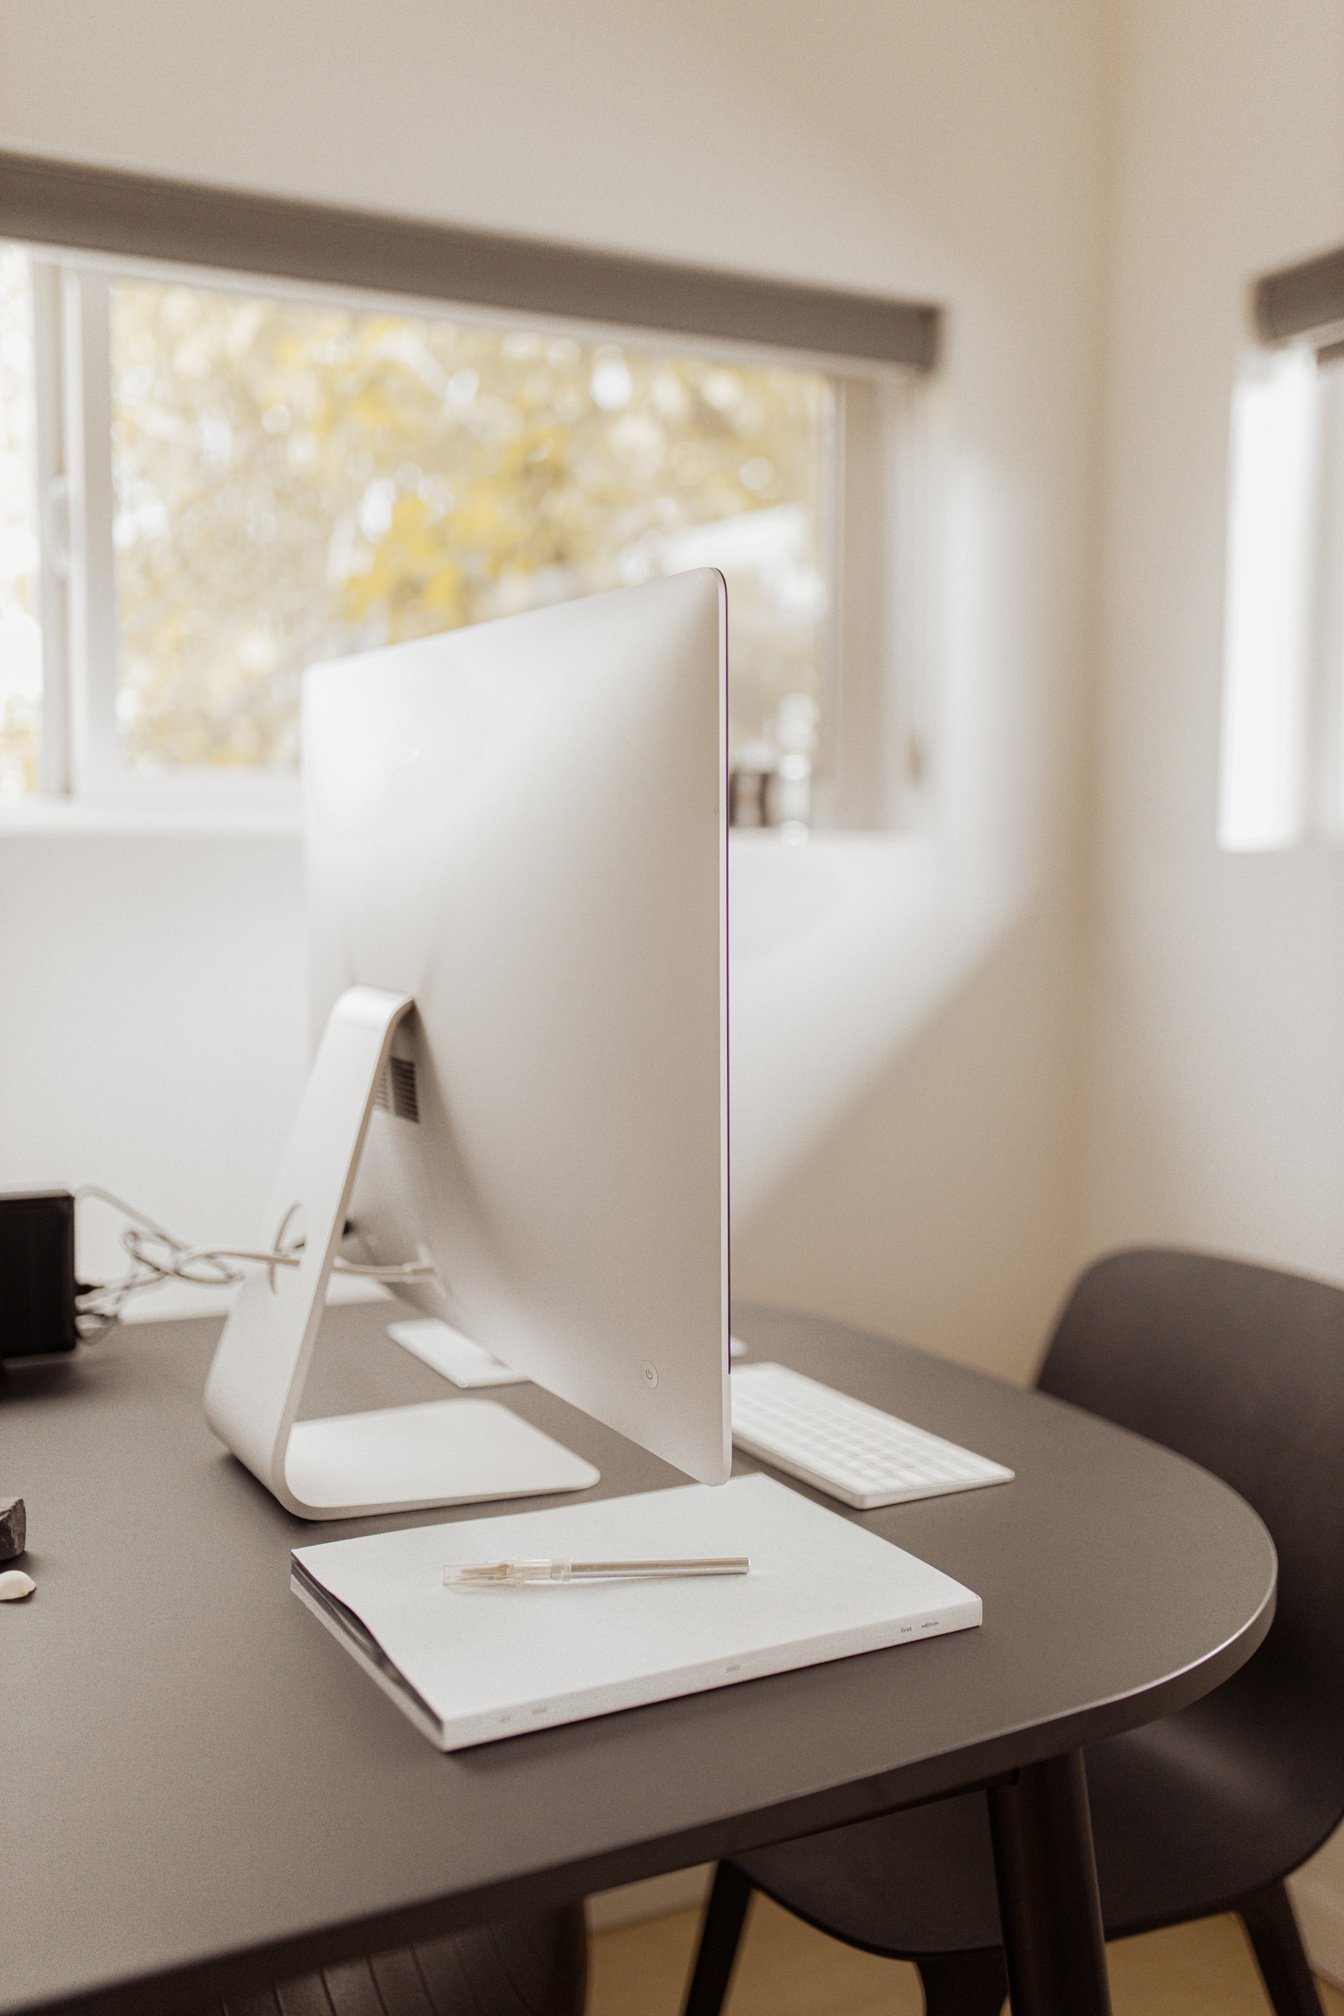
left=203, top=986, right=600, bottom=1520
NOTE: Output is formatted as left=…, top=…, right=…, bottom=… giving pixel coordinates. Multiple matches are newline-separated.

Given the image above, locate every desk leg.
left=987, top=1751, right=1112, bottom=2016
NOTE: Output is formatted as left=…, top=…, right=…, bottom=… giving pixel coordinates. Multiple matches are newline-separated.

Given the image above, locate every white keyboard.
left=730, top=1362, right=1014, bottom=1510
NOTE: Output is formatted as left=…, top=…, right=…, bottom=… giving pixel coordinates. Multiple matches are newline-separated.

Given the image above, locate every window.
left=1221, top=241, right=1344, bottom=851
left=1219, top=344, right=1344, bottom=850
left=0, top=162, right=936, bottom=828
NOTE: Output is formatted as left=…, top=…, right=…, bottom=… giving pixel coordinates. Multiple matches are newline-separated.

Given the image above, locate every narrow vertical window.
left=1218, top=348, right=1318, bottom=851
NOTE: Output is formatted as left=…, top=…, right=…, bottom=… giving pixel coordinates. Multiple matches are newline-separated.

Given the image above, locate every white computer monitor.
left=204, top=570, right=730, bottom=1519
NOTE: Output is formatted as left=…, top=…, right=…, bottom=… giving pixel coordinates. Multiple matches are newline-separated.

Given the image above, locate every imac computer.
left=204, top=569, right=731, bottom=1519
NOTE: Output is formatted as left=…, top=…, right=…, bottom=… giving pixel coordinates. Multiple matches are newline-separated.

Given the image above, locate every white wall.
left=1084, top=0, right=1344, bottom=1970
left=0, top=0, right=1106, bottom=1377
left=0, top=829, right=306, bottom=1287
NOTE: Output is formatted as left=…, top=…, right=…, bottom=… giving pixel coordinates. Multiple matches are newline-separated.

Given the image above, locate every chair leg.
left=682, top=1863, right=754, bottom=2016
left=916, top=1947, right=1008, bottom=2016
left=1239, top=1882, right=1326, bottom=2016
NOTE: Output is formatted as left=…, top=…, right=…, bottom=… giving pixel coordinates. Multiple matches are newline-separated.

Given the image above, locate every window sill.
left=0, top=795, right=302, bottom=838
left=0, top=795, right=914, bottom=848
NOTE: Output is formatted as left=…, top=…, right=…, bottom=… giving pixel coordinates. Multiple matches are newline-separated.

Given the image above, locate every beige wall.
left=0, top=0, right=1106, bottom=1377
left=1083, top=0, right=1344, bottom=1279
left=1084, top=0, right=1344, bottom=1968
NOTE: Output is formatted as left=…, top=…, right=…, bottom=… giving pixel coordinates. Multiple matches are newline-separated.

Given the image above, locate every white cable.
left=74, top=1186, right=436, bottom=1335
left=74, top=1186, right=181, bottom=1334
left=127, top=1234, right=435, bottom=1284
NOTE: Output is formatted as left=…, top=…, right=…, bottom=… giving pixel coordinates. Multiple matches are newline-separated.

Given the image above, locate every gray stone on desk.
left=0, top=1497, right=25, bottom=1560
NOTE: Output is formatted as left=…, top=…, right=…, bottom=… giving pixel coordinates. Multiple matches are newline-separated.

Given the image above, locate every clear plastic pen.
left=443, top=1556, right=750, bottom=1587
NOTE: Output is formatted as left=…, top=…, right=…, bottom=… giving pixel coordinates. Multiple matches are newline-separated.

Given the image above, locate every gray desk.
left=2, top=1302, right=1274, bottom=2016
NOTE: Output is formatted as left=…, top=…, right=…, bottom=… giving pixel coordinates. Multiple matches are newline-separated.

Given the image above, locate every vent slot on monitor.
left=375, top=1057, right=420, bottom=1124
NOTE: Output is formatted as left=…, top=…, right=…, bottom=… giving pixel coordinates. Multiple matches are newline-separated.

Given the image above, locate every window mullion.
left=887, top=373, right=935, bottom=825
left=829, top=376, right=897, bottom=829
left=61, top=266, right=122, bottom=795
left=29, top=260, right=72, bottom=795
left=1310, top=365, right=1344, bottom=841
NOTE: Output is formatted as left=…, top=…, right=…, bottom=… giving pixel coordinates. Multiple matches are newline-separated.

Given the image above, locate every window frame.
left=1220, top=241, right=1344, bottom=854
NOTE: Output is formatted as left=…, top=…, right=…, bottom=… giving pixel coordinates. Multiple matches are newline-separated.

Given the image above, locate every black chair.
left=684, top=1249, right=1344, bottom=2016
left=188, top=1905, right=587, bottom=2015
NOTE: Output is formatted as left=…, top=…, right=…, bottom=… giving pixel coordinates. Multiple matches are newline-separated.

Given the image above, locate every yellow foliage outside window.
left=111, top=282, right=833, bottom=774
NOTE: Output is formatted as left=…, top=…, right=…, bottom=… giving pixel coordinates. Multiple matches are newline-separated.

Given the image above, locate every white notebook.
left=291, top=1473, right=981, bottom=1751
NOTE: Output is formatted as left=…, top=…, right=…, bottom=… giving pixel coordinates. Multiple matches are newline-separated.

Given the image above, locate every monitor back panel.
left=303, top=571, right=730, bottom=1484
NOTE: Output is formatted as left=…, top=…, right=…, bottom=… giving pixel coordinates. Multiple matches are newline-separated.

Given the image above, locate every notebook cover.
left=291, top=1473, right=981, bottom=1751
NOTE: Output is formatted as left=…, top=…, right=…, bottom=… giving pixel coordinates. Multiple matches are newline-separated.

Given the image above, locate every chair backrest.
left=1037, top=1247, right=1344, bottom=1841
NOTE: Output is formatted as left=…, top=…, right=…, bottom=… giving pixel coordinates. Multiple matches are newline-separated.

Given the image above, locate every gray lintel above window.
left=1254, top=242, right=1344, bottom=354
left=0, top=149, right=941, bottom=373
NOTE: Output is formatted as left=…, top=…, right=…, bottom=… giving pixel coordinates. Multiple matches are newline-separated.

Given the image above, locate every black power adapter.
left=0, top=1190, right=79, bottom=1360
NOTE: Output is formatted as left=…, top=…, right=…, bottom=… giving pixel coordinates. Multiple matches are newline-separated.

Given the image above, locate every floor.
left=589, top=1897, right=1344, bottom=2016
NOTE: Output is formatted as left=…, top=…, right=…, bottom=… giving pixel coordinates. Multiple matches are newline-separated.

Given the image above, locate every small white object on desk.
left=388, top=1319, right=527, bottom=1388
left=0, top=1569, right=35, bottom=1601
